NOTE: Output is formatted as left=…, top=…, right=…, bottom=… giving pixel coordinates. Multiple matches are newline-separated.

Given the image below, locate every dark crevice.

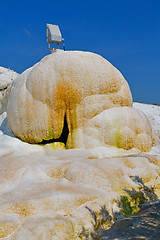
left=0, top=86, right=8, bottom=91
left=41, top=114, right=69, bottom=145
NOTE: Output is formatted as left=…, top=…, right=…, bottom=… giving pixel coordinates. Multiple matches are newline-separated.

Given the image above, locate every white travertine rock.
left=0, top=150, right=159, bottom=239
left=1, top=102, right=160, bottom=239
left=7, top=51, right=133, bottom=144
left=0, top=67, right=18, bottom=89
left=0, top=67, right=19, bottom=114
left=134, top=102, right=160, bottom=146
left=0, top=86, right=12, bottom=115
left=68, top=107, right=155, bottom=152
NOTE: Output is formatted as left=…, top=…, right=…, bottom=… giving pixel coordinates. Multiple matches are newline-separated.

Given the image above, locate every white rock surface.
left=0, top=67, right=18, bottom=89
left=134, top=102, right=160, bottom=146
left=0, top=103, right=160, bottom=239
left=0, top=67, right=19, bottom=114
left=0, top=145, right=159, bottom=239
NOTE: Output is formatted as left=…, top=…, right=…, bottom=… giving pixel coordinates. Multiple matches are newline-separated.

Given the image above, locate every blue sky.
left=0, top=0, right=160, bottom=104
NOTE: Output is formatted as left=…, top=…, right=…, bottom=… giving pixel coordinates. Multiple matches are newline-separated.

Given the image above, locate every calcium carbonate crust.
left=0, top=67, right=19, bottom=114
left=7, top=50, right=155, bottom=151
left=7, top=51, right=132, bottom=141
left=68, top=107, right=155, bottom=152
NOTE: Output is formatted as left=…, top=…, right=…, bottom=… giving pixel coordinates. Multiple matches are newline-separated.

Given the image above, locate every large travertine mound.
left=0, top=67, right=19, bottom=114
left=7, top=51, right=133, bottom=145
left=68, top=107, right=155, bottom=152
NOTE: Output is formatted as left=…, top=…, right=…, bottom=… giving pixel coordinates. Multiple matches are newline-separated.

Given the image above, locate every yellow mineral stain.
left=0, top=222, right=17, bottom=238
left=43, top=142, right=66, bottom=150
left=9, top=202, right=35, bottom=217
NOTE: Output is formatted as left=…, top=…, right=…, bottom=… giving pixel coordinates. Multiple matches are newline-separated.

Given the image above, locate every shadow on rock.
left=100, top=201, right=160, bottom=240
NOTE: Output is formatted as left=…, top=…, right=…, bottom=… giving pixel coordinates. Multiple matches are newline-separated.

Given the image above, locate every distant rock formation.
left=134, top=102, right=160, bottom=146
left=7, top=51, right=155, bottom=151
left=0, top=66, right=19, bottom=114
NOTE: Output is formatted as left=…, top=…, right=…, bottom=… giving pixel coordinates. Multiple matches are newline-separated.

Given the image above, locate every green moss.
left=119, top=196, right=134, bottom=216
left=118, top=176, right=158, bottom=217
left=44, top=128, right=55, bottom=141
left=79, top=176, right=158, bottom=239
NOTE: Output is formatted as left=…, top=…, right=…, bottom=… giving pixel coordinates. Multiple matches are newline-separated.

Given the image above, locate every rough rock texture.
left=100, top=201, right=160, bottom=240
left=68, top=106, right=155, bottom=152
left=0, top=67, right=18, bottom=90
left=0, top=67, right=19, bottom=114
left=7, top=51, right=133, bottom=146
left=1, top=100, right=160, bottom=238
left=134, top=102, right=160, bottom=146
left=0, top=149, right=160, bottom=239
